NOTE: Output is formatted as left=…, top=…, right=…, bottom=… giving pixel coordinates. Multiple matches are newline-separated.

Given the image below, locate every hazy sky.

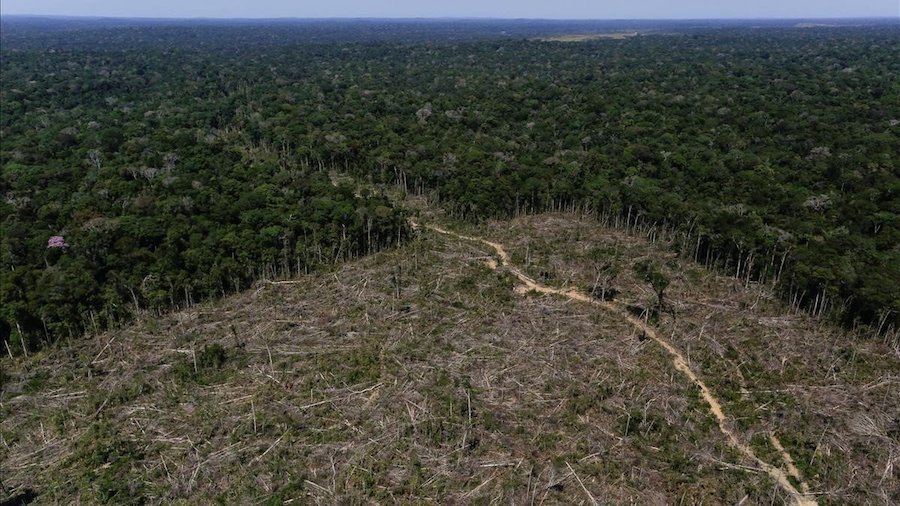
left=1, top=0, right=898, bottom=19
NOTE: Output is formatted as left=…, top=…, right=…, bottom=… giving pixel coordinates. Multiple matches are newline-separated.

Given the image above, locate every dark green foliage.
left=0, top=31, right=409, bottom=350
left=2, top=20, right=898, bottom=350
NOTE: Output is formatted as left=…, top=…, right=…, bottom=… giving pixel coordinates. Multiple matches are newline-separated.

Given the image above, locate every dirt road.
left=416, top=221, right=817, bottom=506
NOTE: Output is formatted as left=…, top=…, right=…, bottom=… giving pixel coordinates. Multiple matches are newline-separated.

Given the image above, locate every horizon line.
left=2, top=13, right=898, bottom=22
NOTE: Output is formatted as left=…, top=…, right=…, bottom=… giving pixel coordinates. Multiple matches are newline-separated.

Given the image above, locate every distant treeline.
left=2, top=23, right=898, bottom=350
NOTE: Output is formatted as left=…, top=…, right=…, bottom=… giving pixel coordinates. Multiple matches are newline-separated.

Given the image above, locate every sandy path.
left=417, top=221, right=817, bottom=506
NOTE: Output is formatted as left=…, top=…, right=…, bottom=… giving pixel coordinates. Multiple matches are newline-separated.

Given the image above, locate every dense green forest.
left=2, top=19, right=898, bottom=350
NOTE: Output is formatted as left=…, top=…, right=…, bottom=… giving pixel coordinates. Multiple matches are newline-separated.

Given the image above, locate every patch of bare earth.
left=537, top=32, right=641, bottom=42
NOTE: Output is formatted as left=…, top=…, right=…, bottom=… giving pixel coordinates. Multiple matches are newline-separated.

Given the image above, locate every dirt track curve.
left=415, top=221, right=817, bottom=506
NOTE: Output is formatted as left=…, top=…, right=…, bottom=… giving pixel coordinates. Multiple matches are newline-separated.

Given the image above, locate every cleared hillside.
left=2, top=213, right=897, bottom=504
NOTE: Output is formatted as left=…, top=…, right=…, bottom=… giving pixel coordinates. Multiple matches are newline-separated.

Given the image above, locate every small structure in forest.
left=47, top=235, right=69, bottom=249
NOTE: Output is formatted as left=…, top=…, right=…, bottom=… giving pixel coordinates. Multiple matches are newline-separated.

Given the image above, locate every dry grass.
left=1, top=212, right=897, bottom=504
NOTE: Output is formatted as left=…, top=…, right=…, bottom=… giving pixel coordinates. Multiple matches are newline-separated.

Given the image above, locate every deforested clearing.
left=3, top=213, right=896, bottom=504
left=537, top=32, right=642, bottom=42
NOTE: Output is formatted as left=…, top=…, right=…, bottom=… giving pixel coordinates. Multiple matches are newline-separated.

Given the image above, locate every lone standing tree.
left=633, top=260, right=669, bottom=313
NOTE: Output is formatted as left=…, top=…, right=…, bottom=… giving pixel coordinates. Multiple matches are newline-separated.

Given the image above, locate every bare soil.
left=536, top=32, right=641, bottom=42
